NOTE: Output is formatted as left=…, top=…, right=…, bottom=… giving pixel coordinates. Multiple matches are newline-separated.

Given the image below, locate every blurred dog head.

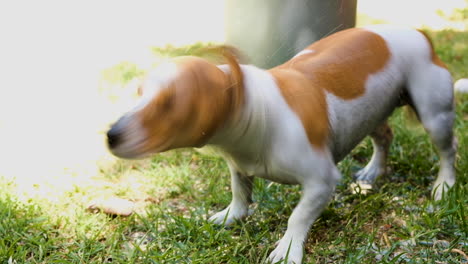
left=107, top=47, right=244, bottom=158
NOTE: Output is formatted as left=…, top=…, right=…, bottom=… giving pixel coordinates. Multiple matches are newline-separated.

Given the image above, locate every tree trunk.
left=225, top=0, right=357, bottom=68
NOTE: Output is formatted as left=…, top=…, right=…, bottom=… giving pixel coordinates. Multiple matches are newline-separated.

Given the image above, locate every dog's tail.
left=417, top=29, right=447, bottom=69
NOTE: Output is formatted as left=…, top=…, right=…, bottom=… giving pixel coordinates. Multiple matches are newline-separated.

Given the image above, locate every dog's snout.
left=107, top=125, right=122, bottom=149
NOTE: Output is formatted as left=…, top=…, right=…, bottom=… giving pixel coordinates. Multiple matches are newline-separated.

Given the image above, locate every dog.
left=107, top=25, right=457, bottom=263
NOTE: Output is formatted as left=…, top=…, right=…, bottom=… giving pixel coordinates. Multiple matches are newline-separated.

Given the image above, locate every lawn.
left=1, top=21, right=468, bottom=264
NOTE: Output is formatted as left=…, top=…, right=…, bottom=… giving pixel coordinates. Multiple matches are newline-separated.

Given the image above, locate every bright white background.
left=0, top=0, right=224, bottom=180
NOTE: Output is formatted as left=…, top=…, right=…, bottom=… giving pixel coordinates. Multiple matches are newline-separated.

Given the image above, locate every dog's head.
left=107, top=46, right=244, bottom=159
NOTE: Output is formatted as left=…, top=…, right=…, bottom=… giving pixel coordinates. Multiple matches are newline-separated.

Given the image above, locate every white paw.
left=432, top=180, right=455, bottom=201
left=432, top=168, right=456, bottom=200
left=209, top=204, right=250, bottom=226
left=354, top=164, right=384, bottom=184
left=350, top=182, right=373, bottom=195
left=454, top=78, right=468, bottom=93
left=268, top=237, right=303, bottom=264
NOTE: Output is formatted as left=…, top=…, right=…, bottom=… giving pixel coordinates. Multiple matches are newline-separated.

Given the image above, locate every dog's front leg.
left=269, top=165, right=340, bottom=264
left=209, top=162, right=253, bottom=225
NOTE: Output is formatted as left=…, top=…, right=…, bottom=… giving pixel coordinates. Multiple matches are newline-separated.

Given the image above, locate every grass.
left=1, top=29, right=468, bottom=264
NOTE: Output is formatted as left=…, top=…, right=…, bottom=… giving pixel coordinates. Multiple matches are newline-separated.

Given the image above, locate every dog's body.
left=108, top=25, right=456, bottom=263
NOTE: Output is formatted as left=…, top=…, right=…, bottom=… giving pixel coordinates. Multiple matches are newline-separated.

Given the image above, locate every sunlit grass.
left=357, top=0, right=468, bottom=30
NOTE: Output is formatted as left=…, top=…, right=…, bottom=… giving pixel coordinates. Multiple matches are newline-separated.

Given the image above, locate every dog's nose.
left=107, top=125, right=122, bottom=149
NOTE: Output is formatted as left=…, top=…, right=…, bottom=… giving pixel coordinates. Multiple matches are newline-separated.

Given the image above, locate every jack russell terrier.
left=107, top=25, right=457, bottom=263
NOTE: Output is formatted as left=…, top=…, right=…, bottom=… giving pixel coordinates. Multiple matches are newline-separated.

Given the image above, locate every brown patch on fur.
left=417, top=30, right=447, bottom=69
left=276, top=28, right=391, bottom=100
left=137, top=49, right=244, bottom=153
left=268, top=28, right=391, bottom=148
left=270, top=69, right=329, bottom=148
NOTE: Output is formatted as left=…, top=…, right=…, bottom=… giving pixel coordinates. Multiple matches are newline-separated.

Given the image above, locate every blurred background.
left=0, top=0, right=467, bottom=195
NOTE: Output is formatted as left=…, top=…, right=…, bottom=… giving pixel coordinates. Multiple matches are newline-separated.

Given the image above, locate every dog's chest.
left=206, top=145, right=299, bottom=184
left=230, top=154, right=300, bottom=184
left=230, top=154, right=265, bottom=177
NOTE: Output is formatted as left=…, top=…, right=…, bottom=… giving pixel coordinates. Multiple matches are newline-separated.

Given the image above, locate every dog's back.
left=269, top=25, right=454, bottom=163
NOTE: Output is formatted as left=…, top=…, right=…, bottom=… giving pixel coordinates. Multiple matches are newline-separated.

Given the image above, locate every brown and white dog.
left=107, top=25, right=457, bottom=263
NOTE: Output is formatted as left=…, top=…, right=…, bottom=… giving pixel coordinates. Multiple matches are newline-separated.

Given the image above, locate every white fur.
left=354, top=133, right=389, bottom=184
left=207, top=26, right=456, bottom=263
left=455, top=78, right=468, bottom=93
left=292, top=49, right=314, bottom=58
left=134, top=61, right=179, bottom=111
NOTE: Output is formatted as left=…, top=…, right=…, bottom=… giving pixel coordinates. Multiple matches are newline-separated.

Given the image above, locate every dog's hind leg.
left=209, top=162, right=253, bottom=225
left=354, top=121, right=393, bottom=184
left=407, top=65, right=456, bottom=200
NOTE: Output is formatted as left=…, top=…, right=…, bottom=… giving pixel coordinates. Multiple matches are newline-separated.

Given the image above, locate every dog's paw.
left=209, top=205, right=250, bottom=226
left=354, top=163, right=384, bottom=184
left=432, top=179, right=455, bottom=201
left=268, top=237, right=303, bottom=264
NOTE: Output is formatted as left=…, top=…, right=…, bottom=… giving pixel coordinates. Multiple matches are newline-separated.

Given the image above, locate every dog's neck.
left=206, top=65, right=275, bottom=159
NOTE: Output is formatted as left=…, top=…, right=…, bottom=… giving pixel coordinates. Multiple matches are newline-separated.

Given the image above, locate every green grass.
left=2, top=31, right=468, bottom=264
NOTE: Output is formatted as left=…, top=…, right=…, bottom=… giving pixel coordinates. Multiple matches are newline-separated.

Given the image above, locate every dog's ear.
left=195, top=45, right=246, bottom=119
